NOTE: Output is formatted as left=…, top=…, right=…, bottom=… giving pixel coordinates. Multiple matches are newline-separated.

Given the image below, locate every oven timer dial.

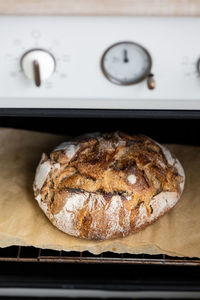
left=101, top=41, right=155, bottom=89
left=20, top=49, right=56, bottom=87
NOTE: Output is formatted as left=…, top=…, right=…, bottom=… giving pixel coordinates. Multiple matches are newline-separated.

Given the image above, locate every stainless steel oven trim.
left=0, top=288, right=200, bottom=299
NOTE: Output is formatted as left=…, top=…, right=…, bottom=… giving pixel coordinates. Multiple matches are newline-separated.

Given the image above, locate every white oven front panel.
left=0, top=16, right=200, bottom=110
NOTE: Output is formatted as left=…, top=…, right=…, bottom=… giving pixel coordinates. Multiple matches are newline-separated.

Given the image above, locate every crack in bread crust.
left=33, top=132, right=185, bottom=240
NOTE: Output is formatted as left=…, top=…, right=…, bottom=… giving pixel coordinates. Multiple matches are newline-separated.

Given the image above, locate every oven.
left=0, top=15, right=200, bottom=299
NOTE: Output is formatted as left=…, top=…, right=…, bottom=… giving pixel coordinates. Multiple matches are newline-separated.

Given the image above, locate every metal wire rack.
left=0, top=246, right=199, bottom=266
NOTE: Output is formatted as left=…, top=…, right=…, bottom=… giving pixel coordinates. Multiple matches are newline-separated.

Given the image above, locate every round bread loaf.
left=33, top=132, right=185, bottom=240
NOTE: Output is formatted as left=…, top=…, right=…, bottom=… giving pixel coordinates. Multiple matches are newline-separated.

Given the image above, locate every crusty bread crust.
left=33, top=132, right=185, bottom=240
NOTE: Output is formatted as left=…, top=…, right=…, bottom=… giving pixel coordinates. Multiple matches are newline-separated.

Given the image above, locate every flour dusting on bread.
left=34, top=159, right=51, bottom=190
left=128, top=174, right=137, bottom=185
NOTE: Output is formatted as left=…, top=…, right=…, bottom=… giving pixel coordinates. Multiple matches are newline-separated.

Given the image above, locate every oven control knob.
left=20, top=49, right=56, bottom=87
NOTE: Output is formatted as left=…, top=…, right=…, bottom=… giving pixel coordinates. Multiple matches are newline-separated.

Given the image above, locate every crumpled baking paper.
left=0, top=128, right=199, bottom=257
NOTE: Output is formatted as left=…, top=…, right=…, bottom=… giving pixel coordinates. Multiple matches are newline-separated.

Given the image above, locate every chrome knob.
left=20, top=49, right=55, bottom=87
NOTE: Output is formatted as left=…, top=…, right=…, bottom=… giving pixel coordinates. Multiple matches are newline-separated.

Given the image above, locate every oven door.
left=0, top=110, right=200, bottom=299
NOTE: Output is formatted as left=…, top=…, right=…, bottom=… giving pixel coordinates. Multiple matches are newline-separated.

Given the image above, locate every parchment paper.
left=0, top=128, right=199, bottom=257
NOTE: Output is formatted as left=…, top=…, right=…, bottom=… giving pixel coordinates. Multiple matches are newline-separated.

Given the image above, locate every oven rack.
left=0, top=246, right=199, bottom=266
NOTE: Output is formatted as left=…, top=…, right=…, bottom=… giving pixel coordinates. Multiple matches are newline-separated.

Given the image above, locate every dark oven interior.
left=0, top=113, right=200, bottom=298
left=1, top=115, right=200, bottom=145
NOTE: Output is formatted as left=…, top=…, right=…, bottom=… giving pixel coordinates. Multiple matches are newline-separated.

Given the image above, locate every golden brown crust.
left=33, top=132, right=185, bottom=240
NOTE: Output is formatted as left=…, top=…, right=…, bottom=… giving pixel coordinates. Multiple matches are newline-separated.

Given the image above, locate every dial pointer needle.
left=123, top=49, right=129, bottom=63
